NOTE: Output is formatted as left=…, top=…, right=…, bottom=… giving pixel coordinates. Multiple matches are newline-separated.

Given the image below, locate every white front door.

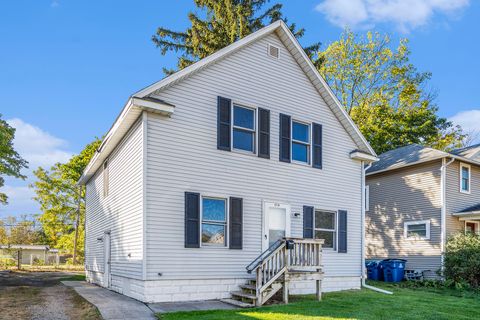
left=263, top=202, right=291, bottom=251
left=103, top=232, right=111, bottom=288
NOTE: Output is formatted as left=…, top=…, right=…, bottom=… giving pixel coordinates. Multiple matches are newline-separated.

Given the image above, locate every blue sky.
left=1, top=0, right=479, bottom=218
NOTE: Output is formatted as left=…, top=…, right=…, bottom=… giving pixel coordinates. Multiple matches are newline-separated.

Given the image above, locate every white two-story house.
left=79, top=20, right=377, bottom=305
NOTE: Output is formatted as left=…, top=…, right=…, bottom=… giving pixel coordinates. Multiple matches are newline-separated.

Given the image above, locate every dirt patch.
left=0, top=271, right=101, bottom=320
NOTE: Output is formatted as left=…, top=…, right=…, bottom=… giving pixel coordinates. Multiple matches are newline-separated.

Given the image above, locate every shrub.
left=444, top=233, right=480, bottom=288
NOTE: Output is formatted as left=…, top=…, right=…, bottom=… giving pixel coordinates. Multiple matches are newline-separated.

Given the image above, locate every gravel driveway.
left=0, top=271, right=101, bottom=320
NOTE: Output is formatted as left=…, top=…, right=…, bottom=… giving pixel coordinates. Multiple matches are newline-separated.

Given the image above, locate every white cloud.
left=7, top=118, right=72, bottom=171
left=450, top=109, right=480, bottom=144
left=315, top=0, right=470, bottom=32
left=1, top=119, right=74, bottom=217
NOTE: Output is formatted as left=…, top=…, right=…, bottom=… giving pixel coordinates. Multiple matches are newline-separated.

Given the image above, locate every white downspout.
left=361, top=161, right=393, bottom=295
left=440, top=157, right=455, bottom=273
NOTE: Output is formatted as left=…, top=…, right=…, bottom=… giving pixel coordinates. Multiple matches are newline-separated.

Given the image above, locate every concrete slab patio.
left=148, top=300, right=238, bottom=313
left=62, top=281, right=156, bottom=320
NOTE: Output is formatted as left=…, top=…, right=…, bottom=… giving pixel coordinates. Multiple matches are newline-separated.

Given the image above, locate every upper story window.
left=314, top=210, right=336, bottom=249
left=233, top=105, right=256, bottom=153
left=460, top=163, right=471, bottom=194
left=103, top=160, right=109, bottom=198
left=365, top=185, right=370, bottom=212
left=292, top=121, right=310, bottom=163
left=404, top=220, right=430, bottom=240
left=201, top=197, right=227, bottom=246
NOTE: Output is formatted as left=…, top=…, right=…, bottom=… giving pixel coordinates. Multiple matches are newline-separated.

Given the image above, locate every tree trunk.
left=72, top=187, right=81, bottom=265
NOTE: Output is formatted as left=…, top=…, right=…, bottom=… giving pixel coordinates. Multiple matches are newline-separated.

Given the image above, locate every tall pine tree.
left=152, top=0, right=320, bottom=74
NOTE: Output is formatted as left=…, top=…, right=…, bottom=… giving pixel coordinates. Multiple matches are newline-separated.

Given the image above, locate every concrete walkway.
left=148, top=300, right=237, bottom=313
left=62, top=281, right=156, bottom=320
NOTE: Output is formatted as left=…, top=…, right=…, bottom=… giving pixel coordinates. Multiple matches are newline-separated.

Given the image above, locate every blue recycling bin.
left=382, top=259, right=407, bottom=282
left=365, top=260, right=383, bottom=281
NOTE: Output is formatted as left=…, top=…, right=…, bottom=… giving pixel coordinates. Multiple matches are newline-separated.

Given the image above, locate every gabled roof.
left=79, top=20, right=376, bottom=184
left=457, top=203, right=480, bottom=213
left=367, top=143, right=480, bottom=176
left=451, top=143, right=480, bottom=161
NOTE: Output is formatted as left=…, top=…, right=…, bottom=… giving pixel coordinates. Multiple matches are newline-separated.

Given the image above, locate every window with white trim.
left=404, top=220, right=430, bottom=240
left=103, top=160, right=109, bottom=198
left=314, top=210, right=337, bottom=249
left=292, top=121, right=310, bottom=163
left=232, top=105, right=256, bottom=153
left=460, top=163, right=471, bottom=194
left=201, top=197, right=227, bottom=246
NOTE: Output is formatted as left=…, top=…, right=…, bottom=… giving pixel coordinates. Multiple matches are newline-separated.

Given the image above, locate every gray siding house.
left=79, top=21, right=377, bottom=304
left=366, top=143, right=480, bottom=275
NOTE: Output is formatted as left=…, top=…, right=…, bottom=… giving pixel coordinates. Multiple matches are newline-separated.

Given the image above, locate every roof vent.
left=268, top=44, right=279, bottom=59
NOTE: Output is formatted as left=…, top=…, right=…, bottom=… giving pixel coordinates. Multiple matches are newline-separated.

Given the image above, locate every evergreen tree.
left=153, top=0, right=320, bottom=74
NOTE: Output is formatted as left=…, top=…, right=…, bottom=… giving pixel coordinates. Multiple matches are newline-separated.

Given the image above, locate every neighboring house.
left=79, top=21, right=377, bottom=304
left=0, top=245, right=59, bottom=265
left=366, top=143, right=480, bottom=276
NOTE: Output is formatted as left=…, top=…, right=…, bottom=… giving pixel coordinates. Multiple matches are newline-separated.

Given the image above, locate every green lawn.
left=158, top=282, right=480, bottom=320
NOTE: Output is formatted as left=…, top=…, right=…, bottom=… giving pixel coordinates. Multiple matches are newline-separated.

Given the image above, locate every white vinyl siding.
left=144, top=32, right=363, bottom=281
left=85, top=118, right=144, bottom=281
left=365, top=160, right=442, bottom=271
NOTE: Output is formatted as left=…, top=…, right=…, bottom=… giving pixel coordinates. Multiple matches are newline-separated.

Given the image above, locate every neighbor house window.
left=233, top=105, right=255, bottom=152
left=201, top=197, right=227, bottom=246
left=460, top=163, right=471, bottom=194
left=103, top=160, right=109, bottom=198
left=314, top=210, right=336, bottom=249
left=292, top=121, right=310, bottom=163
left=404, top=220, right=430, bottom=240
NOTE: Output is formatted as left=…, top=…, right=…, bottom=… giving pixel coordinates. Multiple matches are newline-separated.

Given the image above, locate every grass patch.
left=9, top=264, right=85, bottom=272
left=159, top=283, right=480, bottom=320
left=60, top=274, right=86, bottom=281
left=0, top=286, right=42, bottom=320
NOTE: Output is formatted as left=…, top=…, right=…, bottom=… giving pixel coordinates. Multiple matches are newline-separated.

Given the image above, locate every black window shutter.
left=229, top=197, right=243, bottom=249
left=279, top=114, right=291, bottom=162
left=258, top=108, right=270, bottom=159
left=217, top=96, right=231, bottom=151
left=303, top=206, right=314, bottom=239
left=338, top=210, right=347, bottom=253
left=185, top=192, right=200, bottom=248
left=312, top=123, right=323, bottom=169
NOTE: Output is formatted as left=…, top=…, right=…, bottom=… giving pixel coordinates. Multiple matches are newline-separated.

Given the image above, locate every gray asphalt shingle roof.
left=366, top=144, right=449, bottom=174
left=451, top=143, right=480, bottom=161
left=458, top=203, right=480, bottom=213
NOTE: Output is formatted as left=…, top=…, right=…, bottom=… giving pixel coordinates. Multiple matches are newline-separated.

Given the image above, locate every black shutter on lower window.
left=279, top=114, right=291, bottom=162
left=312, top=123, right=323, bottom=169
left=185, top=192, right=200, bottom=248
left=229, top=197, right=243, bottom=249
left=217, top=96, right=231, bottom=151
left=338, top=210, right=347, bottom=253
left=303, top=206, right=314, bottom=239
left=258, top=108, right=270, bottom=159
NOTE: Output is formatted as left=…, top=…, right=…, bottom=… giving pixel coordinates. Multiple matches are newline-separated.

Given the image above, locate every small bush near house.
left=444, top=233, right=480, bottom=288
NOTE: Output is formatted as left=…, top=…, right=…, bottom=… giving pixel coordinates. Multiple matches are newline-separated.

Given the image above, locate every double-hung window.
left=292, top=121, right=310, bottom=163
left=404, top=220, right=430, bottom=240
left=460, top=163, right=471, bottom=194
left=314, top=210, right=336, bottom=249
left=201, top=197, right=227, bottom=246
left=233, top=105, right=256, bottom=153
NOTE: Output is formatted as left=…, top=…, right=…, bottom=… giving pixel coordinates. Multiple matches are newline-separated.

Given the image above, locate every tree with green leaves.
left=153, top=0, right=320, bottom=74
left=31, top=138, right=101, bottom=262
left=0, top=115, right=28, bottom=204
left=318, top=30, right=465, bottom=154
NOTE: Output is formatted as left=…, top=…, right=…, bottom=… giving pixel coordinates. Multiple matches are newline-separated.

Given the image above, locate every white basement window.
left=404, top=220, right=430, bottom=240
left=460, top=163, right=471, bottom=194
left=201, top=197, right=227, bottom=246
